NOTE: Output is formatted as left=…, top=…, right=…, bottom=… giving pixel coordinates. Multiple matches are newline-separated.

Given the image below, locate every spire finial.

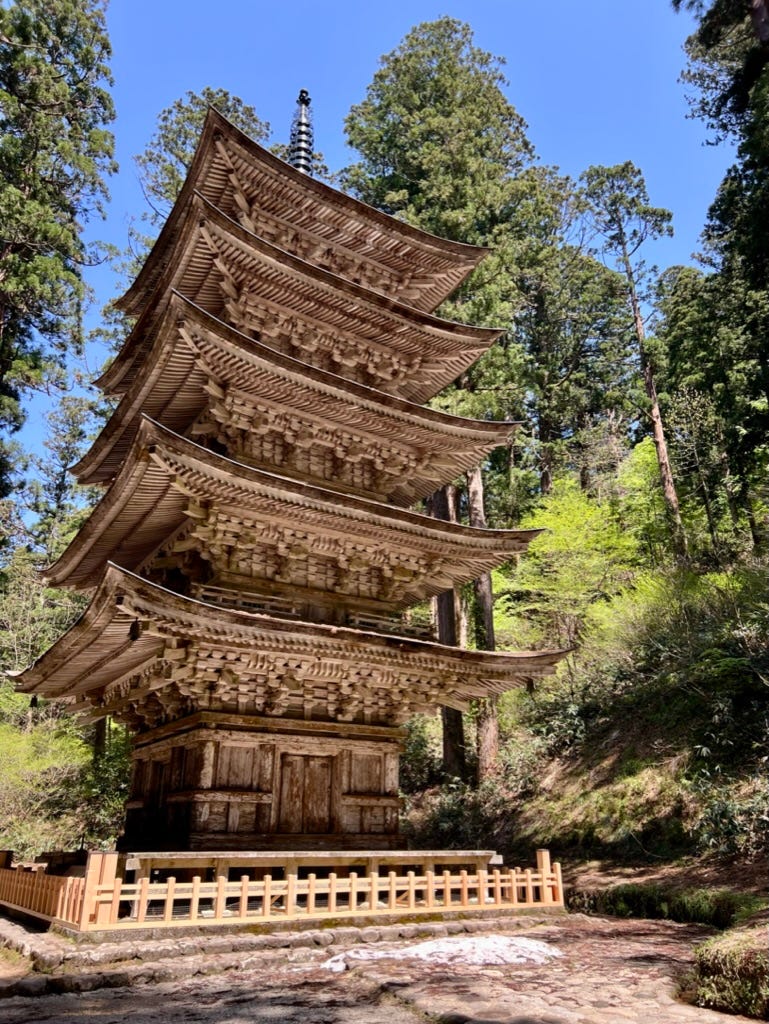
left=289, top=89, right=314, bottom=176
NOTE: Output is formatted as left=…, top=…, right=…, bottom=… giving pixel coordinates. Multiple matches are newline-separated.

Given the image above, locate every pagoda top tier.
left=104, top=193, right=501, bottom=406
left=118, top=107, right=488, bottom=319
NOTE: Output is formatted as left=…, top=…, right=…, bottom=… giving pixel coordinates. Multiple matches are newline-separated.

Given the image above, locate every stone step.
left=0, top=912, right=555, bottom=998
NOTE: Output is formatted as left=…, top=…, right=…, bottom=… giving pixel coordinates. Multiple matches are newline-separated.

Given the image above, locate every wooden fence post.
left=554, top=860, right=564, bottom=906
left=536, top=849, right=553, bottom=905
left=82, top=852, right=119, bottom=929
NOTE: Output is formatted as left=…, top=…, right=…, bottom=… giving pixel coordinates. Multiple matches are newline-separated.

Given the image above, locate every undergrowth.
left=567, top=883, right=765, bottom=929
left=694, top=928, right=769, bottom=1019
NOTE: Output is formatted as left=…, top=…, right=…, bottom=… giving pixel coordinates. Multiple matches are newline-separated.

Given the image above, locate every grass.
left=567, top=883, right=766, bottom=929
left=694, top=923, right=769, bottom=1019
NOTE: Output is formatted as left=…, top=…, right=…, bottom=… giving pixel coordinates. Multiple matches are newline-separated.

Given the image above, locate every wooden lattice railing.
left=0, top=849, right=563, bottom=933
left=0, top=867, right=85, bottom=927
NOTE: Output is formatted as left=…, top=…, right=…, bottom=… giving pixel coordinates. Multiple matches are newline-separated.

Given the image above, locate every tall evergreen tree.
left=671, top=1, right=769, bottom=547
left=581, top=163, right=688, bottom=558
left=0, top=0, right=116, bottom=495
left=135, top=88, right=270, bottom=232
left=344, top=18, right=538, bottom=774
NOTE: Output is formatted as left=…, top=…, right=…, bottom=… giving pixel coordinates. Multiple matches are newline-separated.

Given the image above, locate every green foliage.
left=695, top=925, right=769, bottom=1019
left=399, top=714, right=442, bottom=794
left=403, top=732, right=546, bottom=851
left=692, top=776, right=769, bottom=858
left=616, top=438, right=672, bottom=563
left=0, top=718, right=89, bottom=858
left=569, top=882, right=765, bottom=929
left=671, top=2, right=769, bottom=548
left=0, top=0, right=116, bottom=495
left=343, top=16, right=532, bottom=243
left=75, top=725, right=131, bottom=847
left=0, top=546, right=86, bottom=676
left=135, top=87, right=270, bottom=231
left=498, top=476, right=639, bottom=648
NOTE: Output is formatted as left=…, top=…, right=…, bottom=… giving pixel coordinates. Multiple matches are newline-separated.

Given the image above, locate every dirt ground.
left=564, top=854, right=768, bottom=894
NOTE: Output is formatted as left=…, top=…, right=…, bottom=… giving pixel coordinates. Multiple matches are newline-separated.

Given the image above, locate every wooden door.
left=277, top=754, right=333, bottom=834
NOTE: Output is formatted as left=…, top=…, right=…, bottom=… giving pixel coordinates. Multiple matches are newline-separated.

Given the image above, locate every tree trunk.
left=431, top=484, right=467, bottom=780
left=466, top=465, right=499, bottom=781
left=622, top=248, right=688, bottom=558
left=93, top=718, right=107, bottom=762
left=690, top=438, right=720, bottom=559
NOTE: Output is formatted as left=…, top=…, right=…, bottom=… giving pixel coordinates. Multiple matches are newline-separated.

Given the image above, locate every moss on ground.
left=694, top=924, right=769, bottom=1019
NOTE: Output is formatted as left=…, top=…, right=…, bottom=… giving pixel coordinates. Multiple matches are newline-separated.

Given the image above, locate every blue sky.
left=29, top=1, right=735, bottom=451
left=99, top=1, right=730, bottom=270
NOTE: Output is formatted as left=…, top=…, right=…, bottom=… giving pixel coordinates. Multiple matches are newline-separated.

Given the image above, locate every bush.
left=695, top=928, right=769, bottom=1019
left=399, top=714, right=442, bottom=794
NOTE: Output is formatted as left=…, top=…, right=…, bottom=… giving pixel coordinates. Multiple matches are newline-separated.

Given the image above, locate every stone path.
left=0, top=914, right=756, bottom=1023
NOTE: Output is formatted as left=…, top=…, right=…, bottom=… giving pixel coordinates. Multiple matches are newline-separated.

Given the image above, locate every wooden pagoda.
left=18, top=106, right=564, bottom=853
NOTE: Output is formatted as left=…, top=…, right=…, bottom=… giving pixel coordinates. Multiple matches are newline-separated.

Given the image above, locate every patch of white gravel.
left=321, top=934, right=563, bottom=972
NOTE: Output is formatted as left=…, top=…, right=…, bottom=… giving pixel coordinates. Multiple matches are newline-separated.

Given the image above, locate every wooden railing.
left=0, top=866, right=85, bottom=927
left=0, top=849, right=563, bottom=933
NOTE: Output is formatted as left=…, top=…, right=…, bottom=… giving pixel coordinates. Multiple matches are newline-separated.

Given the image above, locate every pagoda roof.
left=16, top=564, right=566, bottom=726
left=48, top=419, right=538, bottom=610
left=102, top=194, right=501, bottom=406
left=119, top=107, right=487, bottom=318
left=76, top=292, right=517, bottom=505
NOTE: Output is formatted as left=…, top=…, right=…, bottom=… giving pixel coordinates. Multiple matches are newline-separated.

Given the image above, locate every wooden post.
left=478, top=868, right=488, bottom=906
left=349, top=871, right=358, bottom=912
left=190, top=875, right=201, bottom=921
left=459, top=869, right=469, bottom=908
left=164, top=877, right=176, bottom=922
left=214, top=874, right=227, bottom=919
left=554, top=860, right=564, bottom=906
left=286, top=871, right=296, bottom=916
left=263, top=874, right=272, bottom=918
left=492, top=868, right=502, bottom=906
left=328, top=872, right=337, bottom=914
left=442, top=869, right=451, bottom=907
left=407, top=870, right=416, bottom=910
left=137, top=876, right=150, bottom=923
left=425, top=869, right=435, bottom=908
left=307, top=873, right=317, bottom=914
left=536, top=849, right=553, bottom=905
left=368, top=870, right=378, bottom=910
left=388, top=870, right=397, bottom=910
left=239, top=875, right=250, bottom=918
left=524, top=868, right=533, bottom=905
left=82, top=852, right=119, bottom=929
left=109, top=876, right=123, bottom=924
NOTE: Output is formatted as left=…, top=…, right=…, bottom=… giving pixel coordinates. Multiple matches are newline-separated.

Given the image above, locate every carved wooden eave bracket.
left=46, top=418, right=540, bottom=609
left=75, top=293, right=518, bottom=502
left=118, top=106, right=488, bottom=319
left=16, top=564, right=568, bottom=728
left=102, top=194, right=502, bottom=405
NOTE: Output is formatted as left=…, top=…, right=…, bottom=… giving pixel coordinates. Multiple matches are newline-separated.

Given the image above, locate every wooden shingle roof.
left=118, top=107, right=487, bottom=319
left=17, top=564, right=565, bottom=726
left=76, top=293, right=517, bottom=504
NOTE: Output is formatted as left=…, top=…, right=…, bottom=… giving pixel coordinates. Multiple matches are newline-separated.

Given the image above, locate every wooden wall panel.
left=122, top=717, right=404, bottom=849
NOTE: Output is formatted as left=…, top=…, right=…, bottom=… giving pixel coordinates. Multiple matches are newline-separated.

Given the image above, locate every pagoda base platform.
left=122, top=711, right=405, bottom=852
